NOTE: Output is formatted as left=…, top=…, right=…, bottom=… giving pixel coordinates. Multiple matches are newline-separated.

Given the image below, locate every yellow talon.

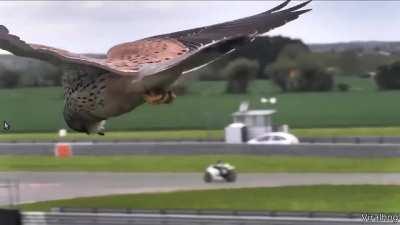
left=143, top=90, right=175, bottom=105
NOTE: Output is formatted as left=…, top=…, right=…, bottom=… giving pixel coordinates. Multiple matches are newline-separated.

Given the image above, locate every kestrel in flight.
left=0, top=0, right=311, bottom=135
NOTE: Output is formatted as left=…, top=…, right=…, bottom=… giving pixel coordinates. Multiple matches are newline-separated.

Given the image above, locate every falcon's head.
left=63, top=108, right=106, bottom=135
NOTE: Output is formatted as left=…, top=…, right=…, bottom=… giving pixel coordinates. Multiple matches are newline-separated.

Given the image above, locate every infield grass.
left=1, top=126, right=399, bottom=142
left=1, top=77, right=400, bottom=132
left=19, top=185, right=400, bottom=212
left=1, top=155, right=400, bottom=172
left=0, top=130, right=223, bottom=142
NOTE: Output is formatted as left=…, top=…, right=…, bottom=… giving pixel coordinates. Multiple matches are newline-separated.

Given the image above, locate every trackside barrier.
left=51, top=207, right=365, bottom=218
left=299, top=136, right=400, bottom=144
left=22, top=211, right=368, bottom=225
left=1, top=136, right=400, bottom=144
left=1, top=142, right=400, bottom=157
left=0, top=208, right=21, bottom=225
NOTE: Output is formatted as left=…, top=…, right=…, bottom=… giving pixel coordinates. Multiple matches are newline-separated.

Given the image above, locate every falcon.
left=0, top=0, right=311, bottom=135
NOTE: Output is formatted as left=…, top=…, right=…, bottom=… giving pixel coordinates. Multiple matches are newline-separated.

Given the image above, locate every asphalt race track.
left=1, top=142, right=400, bottom=157
left=1, top=142, right=398, bottom=225
left=1, top=172, right=400, bottom=205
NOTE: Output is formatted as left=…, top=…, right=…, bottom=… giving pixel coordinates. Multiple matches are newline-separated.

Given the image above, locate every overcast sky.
left=0, top=1, right=398, bottom=54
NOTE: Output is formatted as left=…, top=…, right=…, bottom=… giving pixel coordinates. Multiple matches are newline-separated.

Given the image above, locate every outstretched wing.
left=105, top=0, right=312, bottom=76
left=0, top=0, right=311, bottom=79
left=0, top=25, right=146, bottom=77
left=155, top=0, right=311, bottom=51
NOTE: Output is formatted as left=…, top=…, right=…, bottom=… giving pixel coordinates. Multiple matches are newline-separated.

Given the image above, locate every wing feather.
left=153, top=0, right=311, bottom=48
left=0, top=0, right=311, bottom=80
left=105, top=0, right=312, bottom=77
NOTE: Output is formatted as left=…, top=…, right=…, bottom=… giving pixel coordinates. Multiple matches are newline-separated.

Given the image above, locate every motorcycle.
left=203, top=163, right=237, bottom=183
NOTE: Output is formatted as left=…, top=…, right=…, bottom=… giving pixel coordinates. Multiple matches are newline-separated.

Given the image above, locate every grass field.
left=1, top=126, right=400, bottom=142
left=1, top=155, right=400, bottom=172
left=293, top=127, right=400, bottom=137
left=1, top=77, right=400, bottom=133
left=0, top=130, right=223, bottom=142
left=19, top=185, right=400, bottom=212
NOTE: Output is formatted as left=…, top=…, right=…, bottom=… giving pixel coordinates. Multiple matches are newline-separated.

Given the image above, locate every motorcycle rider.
left=213, top=160, right=228, bottom=176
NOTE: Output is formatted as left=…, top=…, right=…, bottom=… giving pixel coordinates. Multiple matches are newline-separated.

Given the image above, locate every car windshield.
left=272, top=136, right=286, bottom=141
left=257, top=136, right=271, bottom=141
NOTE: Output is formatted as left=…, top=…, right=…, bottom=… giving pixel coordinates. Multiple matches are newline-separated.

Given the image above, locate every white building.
left=225, top=109, right=278, bottom=143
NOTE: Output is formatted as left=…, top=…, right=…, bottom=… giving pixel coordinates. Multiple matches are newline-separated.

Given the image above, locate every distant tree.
left=42, top=68, right=63, bottom=86
left=194, top=66, right=224, bottom=81
left=0, top=55, right=63, bottom=87
left=337, top=83, right=350, bottom=92
left=374, top=61, right=400, bottom=90
left=357, top=53, right=399, bottom=75
left=265, top=57, right=296, bottom=92
left=0, top=67, right=20, bottom=88
left=290, top=64, right=334, bottom=92
left=267, top=52, right=334, bottom=92
left=373, top=46, right=381, bottom=52
left=195, top=35, right=309, bottom=80
left=231, top=36, right=309, bottom=79
left=337, top=49, right=362, bottom=75
left=277, top=43, right=309, bottom=60
left=222, top=58, right=259, bottom=94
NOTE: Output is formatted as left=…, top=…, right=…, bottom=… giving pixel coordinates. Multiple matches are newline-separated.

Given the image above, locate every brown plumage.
left=0, top=0, right=311, bottom=134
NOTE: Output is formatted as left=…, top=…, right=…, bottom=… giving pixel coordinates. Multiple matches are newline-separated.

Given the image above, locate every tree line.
left=0, top=36, right=399, bottom=92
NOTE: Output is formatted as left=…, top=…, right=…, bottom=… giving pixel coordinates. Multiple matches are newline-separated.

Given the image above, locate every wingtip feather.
left=268, top=0, right=291, bottom=13
left=0, top=25, right=9, bottom=34
left=296, top=8, right=312, bottom=15
left=283, top=0, right=312, bottom=13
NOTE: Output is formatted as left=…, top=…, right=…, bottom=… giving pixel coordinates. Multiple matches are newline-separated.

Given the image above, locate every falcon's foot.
left=143, top=89, right=176, bottom=105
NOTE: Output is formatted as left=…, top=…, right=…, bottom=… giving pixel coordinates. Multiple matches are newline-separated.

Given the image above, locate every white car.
left=247, top=132, right=300, bottom=145
left=204, top=162, right=237, bottom=183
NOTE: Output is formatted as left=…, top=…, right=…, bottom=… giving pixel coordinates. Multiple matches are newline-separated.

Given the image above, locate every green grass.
left=2, top=155, right=400, bottom=172
left=19, top=185, right=400, bottom=212
left=1, top=126, right=399, bottom=142
left=335, top=76, right=377, bottom=91
left=0, top=130, right=223, bottom=142
left=1, top=77, right=400, bottom=132
left=292, top=127, right=400, bottom=137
